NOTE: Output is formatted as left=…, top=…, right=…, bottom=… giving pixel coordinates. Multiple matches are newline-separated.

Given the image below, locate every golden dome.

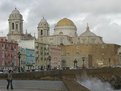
left=56, top=18, right=76, bottom=27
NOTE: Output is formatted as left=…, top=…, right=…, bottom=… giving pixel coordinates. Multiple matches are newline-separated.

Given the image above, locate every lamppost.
left=48, top=55, right=51, bottom=70
left=109, top=58, right=111, bottom=67
left=74, top=59, right=77, bottom=68
left=18, top=52, right=21, bottom=72
left=61, top=60, right=66, bottom=69
left=82, top=57, right=85, bottom=68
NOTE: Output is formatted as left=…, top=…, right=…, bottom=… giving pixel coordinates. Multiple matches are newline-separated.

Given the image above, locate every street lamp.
left=82, top=57, right=85, bottom=68
left=61, top=60, right=66, bottom=69
left=18, top=52, right=21, bottom=72
left=47, top=55, right=51, bottom=70
left=74, top=59, right=77, bottom=68
left=109, top=58, right=111, bottom=67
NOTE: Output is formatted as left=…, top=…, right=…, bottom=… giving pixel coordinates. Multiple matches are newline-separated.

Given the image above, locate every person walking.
left=7, top=70, right=13, bottom=90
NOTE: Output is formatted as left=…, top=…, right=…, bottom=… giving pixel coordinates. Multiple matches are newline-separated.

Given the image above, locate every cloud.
left=94, top=22, right=121, bottom=45
left=0, top=0, right=121, bottom=44
left=81, top=14, right=121, bottom=45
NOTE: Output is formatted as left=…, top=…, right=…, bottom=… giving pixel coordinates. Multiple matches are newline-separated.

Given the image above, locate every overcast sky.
left=0, top=0, right=121, bottom=45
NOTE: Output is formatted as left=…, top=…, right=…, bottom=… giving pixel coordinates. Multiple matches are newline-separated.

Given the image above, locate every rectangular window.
left=20, top=23, right=22, bottom=30
left=12, top=23, right=14, bottom=30
left=2, top=54, right=4, bottom=58
left=41, top=30, right=43, bottom=35
left=16, top=24, right=18, bottom=30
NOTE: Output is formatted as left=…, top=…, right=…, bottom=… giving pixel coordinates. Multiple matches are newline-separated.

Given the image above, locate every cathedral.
left=36, top=16, right=121, bottom=68
left=7, top=8, right=121, bottom=69
left=37, top=17, right=103, bottom=45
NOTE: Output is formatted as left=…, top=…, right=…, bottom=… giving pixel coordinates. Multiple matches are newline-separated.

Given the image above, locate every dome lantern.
left=8, top=8, right=23, bottom=37
left=38, top=17, right=49, bottom=28
left=11, top=8, right=20, bottom=14
left=80, top=24, right=97, bottom=37
left=86, top=23, right=90, bottom=31
left=9, top=8, right=23, bottom=20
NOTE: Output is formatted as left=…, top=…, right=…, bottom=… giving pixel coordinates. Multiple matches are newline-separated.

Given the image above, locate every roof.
left=80, top=24, right=97, bottom=37
left=38, top=17, right=49, bottom=27
left=11, top=8, right=20, bottom=14
left=56, top=18, right=76, bottom=27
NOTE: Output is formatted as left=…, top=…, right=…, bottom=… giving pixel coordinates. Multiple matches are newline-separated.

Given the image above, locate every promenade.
left=0, top=80, right=66, bottom=91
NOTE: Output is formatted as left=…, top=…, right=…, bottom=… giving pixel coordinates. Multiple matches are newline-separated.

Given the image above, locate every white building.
left=18, top=39, right=35, bottom=49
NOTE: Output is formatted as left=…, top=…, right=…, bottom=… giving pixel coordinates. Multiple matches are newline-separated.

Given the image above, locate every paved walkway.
left=0, top=80, right=66, bottom=91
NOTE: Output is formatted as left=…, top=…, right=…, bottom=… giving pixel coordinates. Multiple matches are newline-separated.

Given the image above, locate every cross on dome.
left=86, top=23, right=90, bottom=31
left=11, top=7, right=20, bottom=14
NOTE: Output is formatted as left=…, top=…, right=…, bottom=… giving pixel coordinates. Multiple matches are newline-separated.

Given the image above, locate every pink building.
left=0, top=37, right=18, bottom=69
left=49, top=45, right=61, bottom=69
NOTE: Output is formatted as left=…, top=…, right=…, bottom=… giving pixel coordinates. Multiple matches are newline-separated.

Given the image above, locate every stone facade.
left=61, top=44, right=120, bottom=68
left=35, top=17, right=121, bottom=68
left=37, top=19, right=104, bottom=46
left=7, top=8, right=35, bottom=42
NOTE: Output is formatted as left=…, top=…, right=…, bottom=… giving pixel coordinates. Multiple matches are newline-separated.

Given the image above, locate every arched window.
left=12, top=23, right=14, bottom=29
left=41, top=30, right=43, bottom=35
left=74, top=59, right=78, bottom=68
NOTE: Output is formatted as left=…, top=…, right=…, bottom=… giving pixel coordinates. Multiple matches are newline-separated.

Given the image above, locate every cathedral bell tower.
left=7, top=8, right=23, bottom=41
left=37, top=17, right=49, bottom=38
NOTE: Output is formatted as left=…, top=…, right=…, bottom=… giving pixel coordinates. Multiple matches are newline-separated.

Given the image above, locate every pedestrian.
left=7, top=70, right=13, bottom=90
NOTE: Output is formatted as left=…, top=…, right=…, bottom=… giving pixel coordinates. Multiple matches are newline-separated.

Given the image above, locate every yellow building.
left=61, top=44, right=120, bottom=68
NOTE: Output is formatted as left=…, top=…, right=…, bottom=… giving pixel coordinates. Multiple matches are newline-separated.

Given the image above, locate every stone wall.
left=1, top=68, right=121, bottom=81
left=61, top=44, right=120, bottom=68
